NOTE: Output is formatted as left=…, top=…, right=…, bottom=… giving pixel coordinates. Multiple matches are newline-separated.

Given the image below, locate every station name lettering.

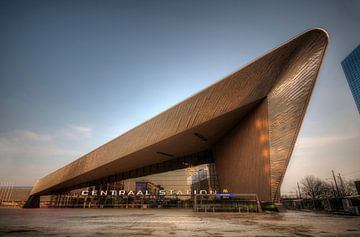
left=80, top=189, right=216, bottom=196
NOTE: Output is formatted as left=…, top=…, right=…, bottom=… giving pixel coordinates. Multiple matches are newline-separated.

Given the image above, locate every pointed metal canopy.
left=26, top=29, right=328, bottom=205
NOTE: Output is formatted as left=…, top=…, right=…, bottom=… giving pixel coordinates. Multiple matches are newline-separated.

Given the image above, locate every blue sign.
left=215, top=193, right=235, bottom=197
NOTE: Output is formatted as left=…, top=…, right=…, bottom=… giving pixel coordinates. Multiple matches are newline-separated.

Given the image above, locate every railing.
left=193, top=193, right=262, bottom=212
left=0, top=182, right=14, bottom=204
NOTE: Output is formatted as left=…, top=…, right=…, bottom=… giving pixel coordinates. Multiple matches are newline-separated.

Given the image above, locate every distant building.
left=0, top=186, right=32, bottom=207
left=342, top=45, right=360, bottom=114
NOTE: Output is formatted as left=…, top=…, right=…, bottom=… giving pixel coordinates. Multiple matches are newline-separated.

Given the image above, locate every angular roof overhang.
left=29, top=29, right=328, bottom=197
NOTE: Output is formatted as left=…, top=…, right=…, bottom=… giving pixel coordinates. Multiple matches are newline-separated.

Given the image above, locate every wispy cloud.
left=0, top=130, right=76, bottom=157
left=296, top=133, right=360, bottom=149
left=0, top=125, right=93, bottom=158
left=282, top=132, right=360, bottom=194
left=61, top=125, right=93, bottom=140
left=0, top=126, right=95, bottom=185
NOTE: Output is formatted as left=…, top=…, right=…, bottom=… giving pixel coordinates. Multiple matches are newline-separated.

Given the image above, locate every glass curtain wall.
left=48, top=163, right=219, bottom=208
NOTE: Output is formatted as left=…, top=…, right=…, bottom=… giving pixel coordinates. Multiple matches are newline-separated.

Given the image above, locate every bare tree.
left=300, top=175, right=333, bottom=199
left=343, top=180, right=357, bottom=196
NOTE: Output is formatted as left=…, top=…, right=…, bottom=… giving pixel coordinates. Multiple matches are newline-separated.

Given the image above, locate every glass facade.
left=46, top=163, right=220, bottom=208
left=342, top=44, right=360, bottom=114
left=45, top=163, right=262, bottom=211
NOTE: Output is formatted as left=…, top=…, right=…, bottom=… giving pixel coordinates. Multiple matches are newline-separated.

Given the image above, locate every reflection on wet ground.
left=0, top=208, right=359, bottom=236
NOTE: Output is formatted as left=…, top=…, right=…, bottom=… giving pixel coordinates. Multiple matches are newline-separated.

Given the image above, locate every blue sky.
left=0, top=0, right=359, bottom=195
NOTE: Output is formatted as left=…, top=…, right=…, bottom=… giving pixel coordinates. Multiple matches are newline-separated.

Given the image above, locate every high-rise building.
left=342, top=45, right=360, bottom=113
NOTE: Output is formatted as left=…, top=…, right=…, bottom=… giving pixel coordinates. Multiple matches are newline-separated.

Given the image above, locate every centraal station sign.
left=80, top=189, right=217, bottom=196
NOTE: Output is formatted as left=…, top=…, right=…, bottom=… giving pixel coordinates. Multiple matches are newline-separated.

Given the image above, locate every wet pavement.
left=0, top=208, right=359, bottom=236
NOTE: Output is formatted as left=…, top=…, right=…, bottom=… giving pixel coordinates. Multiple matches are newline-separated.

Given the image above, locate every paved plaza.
left=0, top=208, right=359, bottom=236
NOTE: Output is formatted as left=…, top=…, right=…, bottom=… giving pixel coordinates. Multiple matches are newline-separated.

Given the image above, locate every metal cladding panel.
left=267, top=31, right=328, bottom=201
left=214, top=99, right=271, bottom=202
left=29, top=29, right=328, bottom=198
left=41, top=101, right=259, bottom=195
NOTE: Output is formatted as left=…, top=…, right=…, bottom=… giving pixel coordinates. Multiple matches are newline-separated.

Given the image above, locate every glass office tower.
left=342, top=44, right=360, bottom=114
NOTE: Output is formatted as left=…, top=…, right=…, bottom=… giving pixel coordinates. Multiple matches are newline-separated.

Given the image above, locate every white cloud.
left=0, top=125, right=93, bottom=158
left=62, top=125, right=93, bottom=140
left=0, top=130, right=73, bottom=157
left=296, top=133, right=360, bottom=149
left=281, top=132, right=360, bottom=195
left=0, top=126, right=95, bottom=185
